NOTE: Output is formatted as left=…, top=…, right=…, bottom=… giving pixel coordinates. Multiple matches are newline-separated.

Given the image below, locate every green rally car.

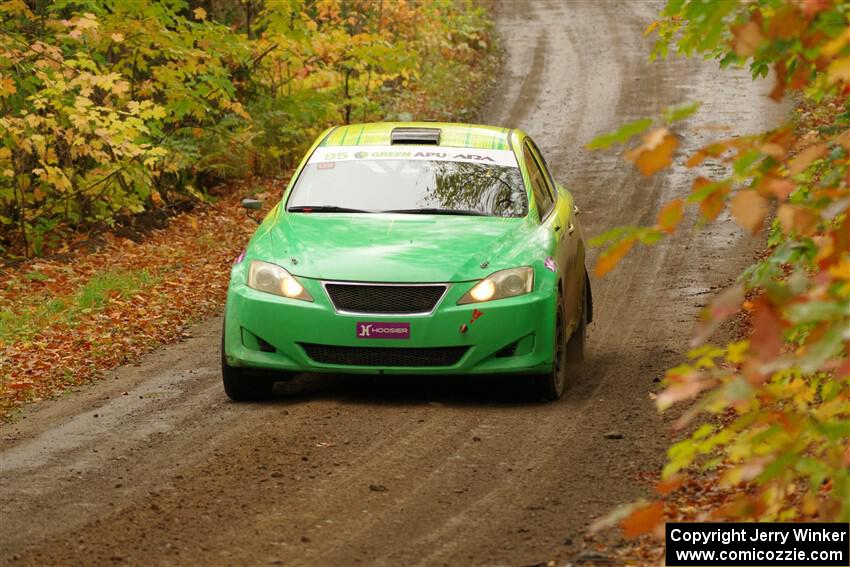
left=222, top=122, right=592, bottom=401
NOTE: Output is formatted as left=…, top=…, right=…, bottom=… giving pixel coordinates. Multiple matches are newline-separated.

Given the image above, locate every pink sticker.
left=544, top=257, right=557, bottom=272
left=356, top=322, right=410, bottom=339
left=317, top=162, right=335, bottom=170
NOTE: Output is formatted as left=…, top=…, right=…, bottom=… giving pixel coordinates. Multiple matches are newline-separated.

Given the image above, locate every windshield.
left=286, top=150, right=528, bottom=218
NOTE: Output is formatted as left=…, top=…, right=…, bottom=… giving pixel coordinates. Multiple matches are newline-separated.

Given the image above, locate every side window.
left=523, top=143, right=553, bottom=219
left=528, top=140, right=557, bottom=192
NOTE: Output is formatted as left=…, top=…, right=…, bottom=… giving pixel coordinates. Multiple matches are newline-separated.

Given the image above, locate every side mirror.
left=241, top=198, right=262, bottom=224
left=241, top=198, right=262, bottom=210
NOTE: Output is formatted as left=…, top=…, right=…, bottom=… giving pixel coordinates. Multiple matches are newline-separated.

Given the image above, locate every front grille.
left=300, top=343, right=468, bottom=367
left=324, top=283, right=446, bottom=314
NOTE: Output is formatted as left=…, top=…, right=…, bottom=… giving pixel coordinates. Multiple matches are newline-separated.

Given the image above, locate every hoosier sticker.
left=356, top=322, right=410, bottom=339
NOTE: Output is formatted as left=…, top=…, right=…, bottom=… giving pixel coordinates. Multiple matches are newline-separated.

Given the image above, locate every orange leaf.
left=656, top=199, right=684, bottom=234
left=769, top=60, right=787, bottom=101
left=751, top=297, right=784, bottom=364
left=789, top=63, right=810, bottom=90
left=730, top=190, right=768, bottom=233
left=626, top=128, right=679, bottom=176
left=621, top=502, right=664, bottom=539
left=594, top=237, right=635, bottom=278
left=802, top=0, right=832, bottom=17
left=731, top=20, right=764, bottom=56
left=686, top=141, right=729, bottom=168
left=778, top=204, right=819, bottom=236
left=766, top=7, right=805, bottom=40
left=759, top=142, right=786, bottom=160
left=761, top=176, right=795, bottom=201
left=656, top=476, right=683, bottom=496
left=693, top=178, right=730, bottom=222
left=788, top=143, right=827, bottom=175
left=711, top=284, right=745, bottom=320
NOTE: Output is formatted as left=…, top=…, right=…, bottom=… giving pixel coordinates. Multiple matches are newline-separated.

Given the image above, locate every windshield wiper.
left=382, top=208, right=489, bottom=217
left=287, top=205, right=372, bottom=213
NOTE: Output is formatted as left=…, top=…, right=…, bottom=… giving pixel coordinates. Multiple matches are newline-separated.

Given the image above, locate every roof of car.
left=319, top=122, right=515, bottom=151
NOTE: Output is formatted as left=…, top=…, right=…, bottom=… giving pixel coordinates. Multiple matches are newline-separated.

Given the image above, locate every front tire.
left=535, top=293, right=568, bottom=400
left=565, top=274, right=588, bottom=364
left=221, top=322, right=275, bottom=401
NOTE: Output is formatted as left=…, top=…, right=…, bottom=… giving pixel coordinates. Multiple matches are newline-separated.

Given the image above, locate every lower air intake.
left=300, top=344, right=468, bottom=367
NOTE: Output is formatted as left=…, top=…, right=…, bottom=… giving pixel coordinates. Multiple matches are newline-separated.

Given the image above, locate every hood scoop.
left=391, top=127, right=441, bottom=145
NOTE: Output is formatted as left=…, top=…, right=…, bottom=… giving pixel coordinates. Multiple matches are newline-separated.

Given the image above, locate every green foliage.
left=586, top=118, right=652, bottom=149
left=0, top=0, right=494, bottom=257
left=591, top=0, right=850, bottom=524
left=663, top=101, right=700, bottom=124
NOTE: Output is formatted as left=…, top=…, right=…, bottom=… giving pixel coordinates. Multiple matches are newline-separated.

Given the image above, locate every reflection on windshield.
left=287, top=159, right=527, bottom=218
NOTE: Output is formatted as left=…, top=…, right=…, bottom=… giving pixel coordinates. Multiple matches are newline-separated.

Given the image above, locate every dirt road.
left=1, top=2, right=785, bottom=565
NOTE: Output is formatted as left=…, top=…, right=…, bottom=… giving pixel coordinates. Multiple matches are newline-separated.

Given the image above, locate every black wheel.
left=221, top=322, right=275, bottom=401
left=565, top=274, right=588, bottom=364
left=535, top=292, right=568, bottom=400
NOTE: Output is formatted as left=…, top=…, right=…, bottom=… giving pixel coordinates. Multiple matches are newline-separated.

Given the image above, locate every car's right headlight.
left=247, top=260, right=313, bottom=302
left=457, top=267, right=534, bottom=304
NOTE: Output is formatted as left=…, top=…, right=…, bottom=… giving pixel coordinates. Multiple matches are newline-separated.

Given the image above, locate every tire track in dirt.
left=1, top=2, right=787, bottom=566
left=504, top=34, right=548, bottom=128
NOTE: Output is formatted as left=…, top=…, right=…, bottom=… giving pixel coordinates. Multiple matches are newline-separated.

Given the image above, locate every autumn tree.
left=590, top=0, right=849, bottom=528
left=0, top=0, right=492, bottom=257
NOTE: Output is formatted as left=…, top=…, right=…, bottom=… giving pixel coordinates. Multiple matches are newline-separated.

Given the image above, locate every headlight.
left=457, top=267, right=534, bottom=304
left=247, top=260, right=313, bottom=301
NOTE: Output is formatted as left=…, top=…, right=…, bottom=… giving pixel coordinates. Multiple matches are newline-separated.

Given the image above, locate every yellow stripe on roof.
left=320, top=122, right=511, bottom=150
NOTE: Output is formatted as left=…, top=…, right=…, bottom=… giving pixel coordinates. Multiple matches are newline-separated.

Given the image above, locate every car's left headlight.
left=247, top=260, right=313, bottom=302
left=457, top=267, right=534, bottom=304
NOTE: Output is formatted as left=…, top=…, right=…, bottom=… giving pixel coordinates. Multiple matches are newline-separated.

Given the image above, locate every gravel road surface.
left=0, top=1, right=785, bottom=565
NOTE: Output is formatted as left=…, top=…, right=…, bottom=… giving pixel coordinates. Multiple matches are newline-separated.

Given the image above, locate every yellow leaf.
left=193, top=7, right=207, bottom=20
left=625, top=128, right=679, bottom=176
left=828, top=258, right=850, bottom=281
left=112, top=80, right=130, bottom=96
left=110, top=32, right=124, bottom=43
left=726, top=340, right=749, bottom=364
left=0, top=75, right=16, bottom=97
left=730, top=189, right=768, bottom=233
left=827, top=56, right=850, bottom=85
left=595, top=236, right=635, bottom=278
left=821, top=28, right=850, bottom=57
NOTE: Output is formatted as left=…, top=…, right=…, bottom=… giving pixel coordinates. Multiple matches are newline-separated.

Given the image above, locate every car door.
left=523, top=139, right=581, bottom=332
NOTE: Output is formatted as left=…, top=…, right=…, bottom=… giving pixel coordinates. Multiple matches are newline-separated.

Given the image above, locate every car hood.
left=258, top=212, right=540, bottom=283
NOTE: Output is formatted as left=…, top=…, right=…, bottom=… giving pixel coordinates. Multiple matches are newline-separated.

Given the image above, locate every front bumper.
left=223, top=275, right=557, bottom=376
